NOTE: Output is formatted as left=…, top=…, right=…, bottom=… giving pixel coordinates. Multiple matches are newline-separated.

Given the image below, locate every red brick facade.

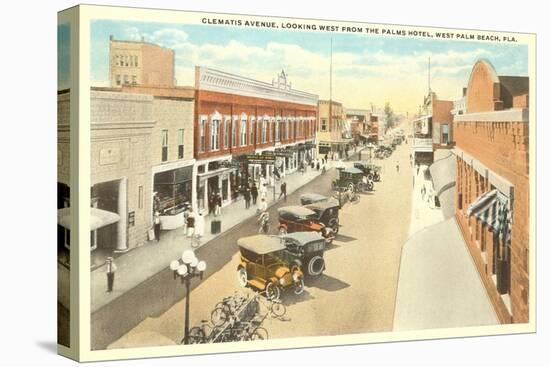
left=455, top=59, right=529, bottom=324
left=194, top=89, right=317, bottom=160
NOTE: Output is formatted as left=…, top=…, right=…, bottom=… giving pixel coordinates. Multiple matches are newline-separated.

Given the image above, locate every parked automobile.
left=304, top=199, right=340, bottom=233
left=281, top=232, right=327, bottom=276
left=237, top=235, right=305, bottom=300
left=353, top=162, right=381, bottom=182
left=278, top=206, right=335, bottom=243
left=332, top=167, right=365, bottom=192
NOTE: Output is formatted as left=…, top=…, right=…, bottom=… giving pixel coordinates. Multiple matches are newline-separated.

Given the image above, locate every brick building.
left=317, top=100, right=352, bottom=158
left=345, top=108, right=371, bottom=144
left=453, top=59, right=529, bottom=323
left=57, top=90, right=156, bottom=260
left=109, top=36, right=175, bottom=88
left=119, top=85, right=196, bottom=230
left=413, top=91, right=454, bottom=164
left=194, top=67, right=318, bottom=212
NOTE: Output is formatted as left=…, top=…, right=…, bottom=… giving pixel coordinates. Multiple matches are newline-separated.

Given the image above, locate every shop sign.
left=246, top=153, right=275, bottom=165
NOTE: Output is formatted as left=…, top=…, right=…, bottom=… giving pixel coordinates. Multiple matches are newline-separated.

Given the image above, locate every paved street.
left=109, top=141, right=413, bottom=348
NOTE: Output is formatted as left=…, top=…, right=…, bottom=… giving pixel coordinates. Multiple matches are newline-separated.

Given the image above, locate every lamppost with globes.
left=170, top=250, right=207, bottom=345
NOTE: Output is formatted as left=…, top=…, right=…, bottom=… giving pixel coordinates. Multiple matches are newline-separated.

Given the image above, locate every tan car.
left=237, top=235, right=305, bottom=301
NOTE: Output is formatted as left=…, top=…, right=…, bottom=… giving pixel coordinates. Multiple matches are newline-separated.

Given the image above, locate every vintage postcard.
left=57, top=4, right=536, bottom=362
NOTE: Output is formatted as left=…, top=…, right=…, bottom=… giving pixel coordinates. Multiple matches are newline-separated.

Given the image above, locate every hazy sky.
left=58, top=23, right=70, bottom=90
left=89, top=20, right=528, bottom=114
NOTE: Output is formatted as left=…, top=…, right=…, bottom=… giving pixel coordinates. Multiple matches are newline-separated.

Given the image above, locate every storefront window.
left=153, top=166, right=193, bottom=215
left=240, top=118, right=247, bottom=146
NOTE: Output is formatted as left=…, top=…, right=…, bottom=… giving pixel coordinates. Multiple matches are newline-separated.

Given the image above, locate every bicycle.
left=185, top=319, right=223, bottom=344
left=210, top=292, right=250, bottom=327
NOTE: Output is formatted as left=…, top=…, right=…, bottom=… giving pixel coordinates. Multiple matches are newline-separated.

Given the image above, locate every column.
left=116, top=177, right=128, bottom=252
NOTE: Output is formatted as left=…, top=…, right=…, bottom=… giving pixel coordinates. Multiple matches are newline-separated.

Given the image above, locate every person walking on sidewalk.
left=153, top=211, right=161, bottom=242
left=105, top=257, right=117, bottom=293
left=251, top=183, right=258, bottom=205
left=214, top=192, right=222, bottom=216
left=244, top=187, right=251, bottom=209
left=396, top=161, right=400, bottom=173
left=258, top=197, right=267, bottom=213
left=192, top=210, right=205, bottom=248
left=279, top=181, right=287, bottom=201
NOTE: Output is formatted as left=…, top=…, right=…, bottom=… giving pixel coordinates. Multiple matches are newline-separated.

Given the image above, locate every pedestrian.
left=105, top=256, right=117, bottom=292
left=208, top=193, right=214, bottom=215
left=258, top=197, right=268, bottom=213
left=214, top=193, right=222, bottom=216
left=325, top=153, right=328, bottom=162
left=416, top=164, right=420, bottom=175
left=279, top=181, right=287, bottom=201
left=396, top=161, right=400, bottom=173
left=186, top=210, right=195, bottom=237
left=244, top=188, right=251, bottom=209
left=251, top=183, right=258, bottom=205
left=195, top=210, right=205, bottom=238
left=316, top=161, right=320, bottom=171
left=153, top=211, right=161, bottom=242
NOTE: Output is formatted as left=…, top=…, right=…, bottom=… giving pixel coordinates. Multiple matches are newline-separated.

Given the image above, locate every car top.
left=300, top=193, right=328, bottom=203
left=238, top=235, right=286, bottom=254
left=342, top=167, right=363, bottom=174
left=278, top=206, right=317, bottom=218
left=305, top=198, right=340, bottom=210
left=281, top=231, right=324, bottom=245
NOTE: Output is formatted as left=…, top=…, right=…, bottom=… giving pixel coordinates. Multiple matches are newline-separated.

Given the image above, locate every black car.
left=305, top=199, right=340, bottom=233
left=281, top=232, right=326, bottom=276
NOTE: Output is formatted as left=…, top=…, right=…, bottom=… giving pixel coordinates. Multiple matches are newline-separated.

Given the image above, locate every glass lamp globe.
left=181, top=250, right=196, bottom=264
left=196, top=260, right=207, bottom=272
left=169, top=260, right=180, bottom=271
left=177, top=264, right=188, bottom=276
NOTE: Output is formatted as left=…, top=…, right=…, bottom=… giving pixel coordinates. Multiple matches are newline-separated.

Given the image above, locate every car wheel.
left=250, top=327, right=269, bottom=340
left=294, top=278, right=305, bottom=295
left=265, top=282, right=281, bottom=301
left=308, top=256, right=325, bottom=276
left=237, top=267, right=248, bottom=287
left=329, top=219, right=339, bottom=233
left=348, top=183, right=355, bottom=192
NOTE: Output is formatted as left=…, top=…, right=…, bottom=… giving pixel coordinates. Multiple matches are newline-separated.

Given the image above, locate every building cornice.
left=196, top=66, right=319, bottom=106
left=454, top=108, right=528, bottom=123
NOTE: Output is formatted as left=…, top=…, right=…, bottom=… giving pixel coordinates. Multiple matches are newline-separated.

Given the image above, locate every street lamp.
left=335, top=161, right=346, bottom=208
left=366, top=143, right=375, bottom=163
left=170, top=249, right=207, bottom=345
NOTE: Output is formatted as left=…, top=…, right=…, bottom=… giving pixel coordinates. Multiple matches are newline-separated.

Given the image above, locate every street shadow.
left=334, top=234, right=357, bottom=243
left=324, top=242, right=341, bottom=251
left=280, top=288, right=315, bottom=307
left=307, top=274, right=350, bottom=292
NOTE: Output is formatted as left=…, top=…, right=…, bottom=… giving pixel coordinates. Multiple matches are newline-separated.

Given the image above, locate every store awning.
left=467, top=189, right=511, bottom=242
left=57, top=207, right=121, bottom=231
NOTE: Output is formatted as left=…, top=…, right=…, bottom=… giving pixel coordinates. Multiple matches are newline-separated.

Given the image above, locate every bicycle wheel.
left=211, top=306, right=230, bottom=327
left=250, top=327, right=269, bottom=340
left=187, top=327, right=205, bottom=344
left=270, top=301, right=286, bottom=317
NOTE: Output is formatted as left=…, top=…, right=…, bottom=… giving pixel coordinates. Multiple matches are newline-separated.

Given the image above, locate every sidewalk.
left=91, top=153, right=359, bottom=312
left=393, top=152, right=498, bottom=330
left=393, top=218, right=499, bottom=330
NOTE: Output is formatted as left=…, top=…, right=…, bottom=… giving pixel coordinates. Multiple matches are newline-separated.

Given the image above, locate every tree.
left=384, top=102, right=395, bottom=130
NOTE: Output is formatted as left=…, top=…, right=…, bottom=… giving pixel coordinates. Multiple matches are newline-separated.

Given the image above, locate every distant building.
left=345, top=108, right=371, bottom=144
left=413, top=91, right=454, bottom=164
left=453, top=59, right=529, bottom=324
left=109, top=36, right=175, bottom=88
left=317, top=100, right=352, bottom=157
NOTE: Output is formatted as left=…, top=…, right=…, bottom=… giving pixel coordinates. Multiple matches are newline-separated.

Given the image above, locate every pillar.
left=116, top=177, right=128, bottom=252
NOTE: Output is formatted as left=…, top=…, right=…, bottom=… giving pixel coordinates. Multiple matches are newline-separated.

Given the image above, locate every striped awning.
left=467, top=189, right=511, bottom=243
